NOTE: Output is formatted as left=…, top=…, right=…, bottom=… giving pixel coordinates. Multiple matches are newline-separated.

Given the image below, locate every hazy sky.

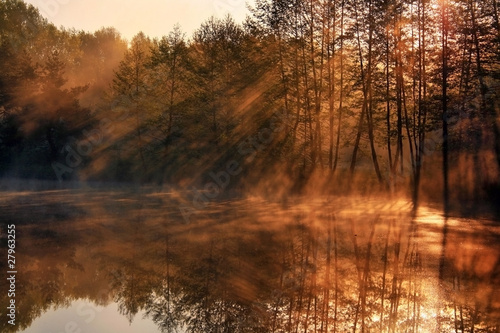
left=23, top=0, right=255, bottom=41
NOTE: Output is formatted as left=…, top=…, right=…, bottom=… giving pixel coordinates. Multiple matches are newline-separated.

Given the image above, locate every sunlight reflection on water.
left=0, top=189, right=498, bottom=332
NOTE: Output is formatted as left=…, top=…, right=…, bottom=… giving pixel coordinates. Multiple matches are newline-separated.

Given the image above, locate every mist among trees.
left=1, top=0, right=499, bottom=214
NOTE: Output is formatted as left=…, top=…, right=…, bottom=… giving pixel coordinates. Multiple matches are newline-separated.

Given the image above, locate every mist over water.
left=0, top=188, right=498, bottom=332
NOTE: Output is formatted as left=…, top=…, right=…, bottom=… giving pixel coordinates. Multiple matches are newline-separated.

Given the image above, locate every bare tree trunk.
left=301, top=40, right=315, bottom=169
left=349, top=0, right=367, bottom=176
left=349, top=0, right=382, bottom=182
left=277, top=25, right=290, bottom=117
left=386, top=7, right=393, bottom=179
left=333, top=0, right=345, bottom=173
left=165, top=47, right=177, bottom=157
left=441, top=0, right=450, bottom=216
left=309, top=0, right=326, bottom=169
left=350, top=106, right=366, bottom=176
left=366, top=0, right=383, bottom=183
left=469, top=0, right=500, bottom=173
left=292, top=4, right=303, bottom=159
left=414, top=0, right=428, bottom=208
left=328, top=0, right=336, bottom=171
left=394, top=12, right=404, bottom=176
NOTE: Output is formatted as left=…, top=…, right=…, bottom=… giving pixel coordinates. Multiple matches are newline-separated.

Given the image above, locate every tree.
left=112, top=32, right=153, bottom=176
left=192, top=16, right=244, bottom=146
left=150, top=25, right=190, bottom=157
left=441, top=0, right=450, bottom=214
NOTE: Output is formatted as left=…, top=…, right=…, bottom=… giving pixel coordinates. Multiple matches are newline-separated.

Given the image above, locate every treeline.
left=0, top=0, right=127, bottom=179
left=0, top=0, right=499, bottom=207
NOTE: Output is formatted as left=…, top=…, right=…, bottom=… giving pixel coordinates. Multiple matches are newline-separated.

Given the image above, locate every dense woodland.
left=0, top=0, right=499, bottom=211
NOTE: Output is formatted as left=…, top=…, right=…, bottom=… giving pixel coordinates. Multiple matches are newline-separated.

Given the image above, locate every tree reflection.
left=1, top=191, right=499, bottom=332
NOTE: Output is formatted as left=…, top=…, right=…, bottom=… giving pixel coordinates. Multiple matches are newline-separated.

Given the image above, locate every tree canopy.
left=0, top=0, right=499, bottom=212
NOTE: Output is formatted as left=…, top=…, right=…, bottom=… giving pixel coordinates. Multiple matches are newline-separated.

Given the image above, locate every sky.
left=23, top=0, right=256, bottom=41
left=21, top=300, right=162, bottom=333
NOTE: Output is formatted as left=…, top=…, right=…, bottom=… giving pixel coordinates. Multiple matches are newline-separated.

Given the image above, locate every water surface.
left=0, top=188, right=499, bottom=332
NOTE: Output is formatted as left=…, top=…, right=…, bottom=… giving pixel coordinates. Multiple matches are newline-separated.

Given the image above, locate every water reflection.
left=0, top=189, right=499, bottom=332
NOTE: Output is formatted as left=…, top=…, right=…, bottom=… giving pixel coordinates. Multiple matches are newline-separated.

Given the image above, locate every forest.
left=0, top=0, right=499, bottom=214
left=1, top=1, right=500, bottom=332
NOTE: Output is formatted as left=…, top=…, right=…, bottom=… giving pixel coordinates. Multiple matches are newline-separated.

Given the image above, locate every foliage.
left=0, top=0, right=499, bottom=210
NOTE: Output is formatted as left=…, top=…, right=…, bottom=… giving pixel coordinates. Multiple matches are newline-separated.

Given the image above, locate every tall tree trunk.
left=349, top=0, right=367, bottom=176
left=394, top=14, right=404, bottom=176
left=441, top=0, right=449, bottom=215
left=469, top=0, right=500, bottom=174
left=414, top=0, right=428, bottom=208
left=309, top=0, right=325, bottom=169
left=333, top=0, right=345, bottom=173
left=301, top=38, right=315, bottom=169
left=350, top=0, right=382, bottom=182
left=328, top=0, right=336, bottom=171
left=277, top=26, right=290, bottom=117
left=366, top=0, right=383, bottom=183
left=165, top=50, right=177, bottom=157
left=386, top=4, right=393, bottom=180
left=439, top=0, right=450, bottom=285
left=350, top=107, right=366, bottom=175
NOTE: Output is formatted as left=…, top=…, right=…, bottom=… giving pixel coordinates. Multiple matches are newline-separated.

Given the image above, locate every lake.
left=0, top=187, right=499, bottom=332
